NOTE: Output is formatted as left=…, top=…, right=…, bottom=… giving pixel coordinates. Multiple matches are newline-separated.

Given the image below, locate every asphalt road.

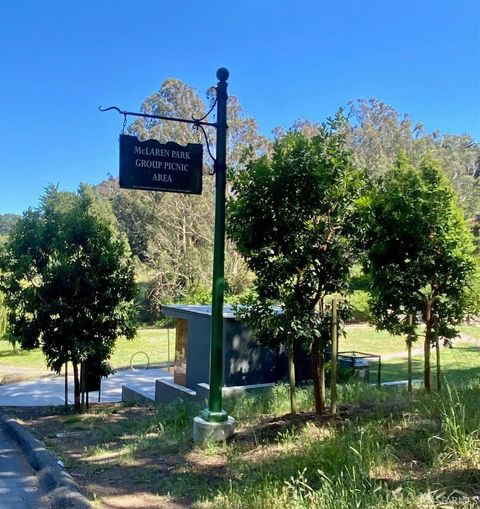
left=0, top=428, right=38, bottom=508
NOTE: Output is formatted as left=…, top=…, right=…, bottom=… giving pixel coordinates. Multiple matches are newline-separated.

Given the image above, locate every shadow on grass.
left=379, top=467, right=480, bottom=499
left=65, top=395, right=412, bottom=507
left=14, top=373, right=480, bottom=508
left=0, top=350, right=32, bottom=358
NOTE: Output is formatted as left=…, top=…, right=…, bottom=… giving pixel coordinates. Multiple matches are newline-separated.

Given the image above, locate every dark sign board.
left=119, top=134, right=202, bottom=194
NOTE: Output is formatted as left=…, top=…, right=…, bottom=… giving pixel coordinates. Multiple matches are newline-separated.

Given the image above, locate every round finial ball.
left=216, top=67, right=229, bottom=81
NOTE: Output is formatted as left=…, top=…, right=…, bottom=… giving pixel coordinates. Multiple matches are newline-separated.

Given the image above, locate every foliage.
left=91, top=93, right=480, bottom=322
left=348, top=98, right=480, bottom=222
left=0, top=294, right=18, bottom=353
left=363, top=153, right=478, bottom=390
left=0, top=213, right=20, bottom=236
left=348, top=290, right=372, bottom=322
left=0, top=291, right=6, bottom=339
left=0, top=185, right=137, bottom=409
left=228, top=112, right=364, bottom=412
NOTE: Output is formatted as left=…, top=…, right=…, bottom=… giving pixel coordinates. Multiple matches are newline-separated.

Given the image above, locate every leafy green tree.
left=0, top=292, right=6, bottom=339
left=0, top=239, right=11, bottom=348
left=0, top=185, right=137, bottom=409
left=0, top=291, right=19, bottom=354
left=228, top=114, right=363, bottom=413
left=363, top=153, right=478, bottom=392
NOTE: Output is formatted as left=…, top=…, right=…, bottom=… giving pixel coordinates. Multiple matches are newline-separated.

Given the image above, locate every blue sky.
left=1, top=0, right=479, bottom=215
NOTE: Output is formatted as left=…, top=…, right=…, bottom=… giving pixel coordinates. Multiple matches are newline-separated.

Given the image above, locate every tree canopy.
left=363, top=153, right=478, bottom=391
left=91, top=90, right=479, bottom=318
left=228, top=113, right=364, bottom=412
left=0, top=185, right=137, bottom=409
left=348, top=98, right=480, bottom=222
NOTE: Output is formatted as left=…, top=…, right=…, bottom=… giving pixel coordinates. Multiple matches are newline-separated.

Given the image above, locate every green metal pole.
left=202, top=68, right=229, bottom=423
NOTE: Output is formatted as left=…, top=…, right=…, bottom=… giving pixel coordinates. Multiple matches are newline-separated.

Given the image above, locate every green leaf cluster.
left=364, top=153, right=478, bottom=339
left=228, top=113, right=363, bottom=346
left=0, top=185, right=137, bottom=375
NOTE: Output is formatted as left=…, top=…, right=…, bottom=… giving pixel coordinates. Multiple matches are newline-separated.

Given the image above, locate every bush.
left=348, top=290, right=372, bottom=322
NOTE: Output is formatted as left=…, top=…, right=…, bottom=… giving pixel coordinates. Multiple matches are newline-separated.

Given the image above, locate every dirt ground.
left=4, top=403, right=364, bottom=509
left=7, top=405, right=197, bottom=509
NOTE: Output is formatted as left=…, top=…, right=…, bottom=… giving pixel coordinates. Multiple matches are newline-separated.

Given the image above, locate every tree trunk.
left=287, top=340, right=297, bottom=415
left=407, top=340, right=412, bottom=393
left=72, top=361, right=81, bottom=411
left=81, top=362, right=86, bottom=409
left=311, top=339, right=322, bottom=414
left=311, top=298, right=326, bottom=415
left=435, top=319, right=441, bottom=392
left=318, top=339, right=326, bottom=412
left=182, top=214, right=189, bottom=284
left=424, top=302, right=433, bottom=393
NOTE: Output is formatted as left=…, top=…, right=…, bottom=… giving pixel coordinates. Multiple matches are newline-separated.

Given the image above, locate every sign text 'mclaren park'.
left=119, top=134, right=203, bottom=194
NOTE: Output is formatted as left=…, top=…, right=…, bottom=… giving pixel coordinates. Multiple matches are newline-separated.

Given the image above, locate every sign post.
left=100, top=68, right=235, bottom=442
left=201, top=68, right=229, bottom=424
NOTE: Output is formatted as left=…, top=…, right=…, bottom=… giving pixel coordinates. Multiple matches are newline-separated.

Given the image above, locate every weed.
left=423, top=383, right=480, bottom=468
left=276, top=427, right=298, bottom=446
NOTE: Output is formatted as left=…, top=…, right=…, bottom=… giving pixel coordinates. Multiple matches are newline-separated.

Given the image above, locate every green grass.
left=0, top=344, right=46, bottom=368
left=381, top=342, right=480, bottom=383
left=458, top=325, right=480, bottom=340
left=341, top=325, right=411, bottom=355
left=43, top=375, right=480, bottom=509
left=0, top=327, right=176, bottom=371
left=110, top=328, right=176, bottom=369
left=1, top=323, right=478, bottom=382
left=209, top=381, right=480, bottom=509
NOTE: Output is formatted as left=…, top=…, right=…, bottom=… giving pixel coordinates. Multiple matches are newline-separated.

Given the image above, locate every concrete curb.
left=0, top=413, right=92, bottom=509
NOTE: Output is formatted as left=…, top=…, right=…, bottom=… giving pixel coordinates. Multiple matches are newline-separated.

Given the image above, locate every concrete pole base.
left=193, top=416, right=235, bottom=443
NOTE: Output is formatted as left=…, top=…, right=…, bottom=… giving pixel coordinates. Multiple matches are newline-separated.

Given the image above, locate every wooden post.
left=330, top=298, right=338, bottom=416
left=287, top=340, right=297, bottom=415
left=81, top=362, right=85, bottom=408
left=167, top=327, right=170, bottom=372
left=64, top=362, right=68, bottom=410
left=407, top=313, right=413, bottom=394
left=434, top=317, right=441, bottom=392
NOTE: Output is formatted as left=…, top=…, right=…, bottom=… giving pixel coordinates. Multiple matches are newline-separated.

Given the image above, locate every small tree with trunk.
left=363, top=153, right=477, bottom=391
left=228, top=114, right=363, bottom=413
left=0, top=185, right=137, bottom=409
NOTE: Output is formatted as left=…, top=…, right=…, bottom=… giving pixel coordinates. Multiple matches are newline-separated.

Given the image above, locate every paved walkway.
left=0, top=367, right=170, bottom=407
left=381, top=347, right=424, bottom=360
left=0, top=428, right=38, bottom=508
